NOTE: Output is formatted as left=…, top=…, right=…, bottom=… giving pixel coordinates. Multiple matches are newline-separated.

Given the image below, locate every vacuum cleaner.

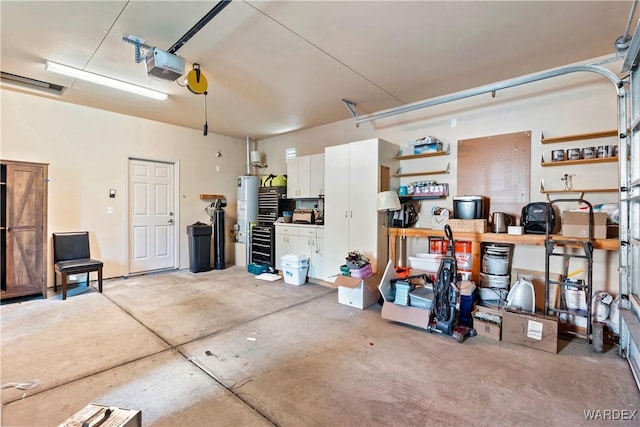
left=427, top=224, right=476, bottom=343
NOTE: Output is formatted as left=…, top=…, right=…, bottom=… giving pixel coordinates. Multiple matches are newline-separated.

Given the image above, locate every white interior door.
left=129, top=159, right=176, bottom=274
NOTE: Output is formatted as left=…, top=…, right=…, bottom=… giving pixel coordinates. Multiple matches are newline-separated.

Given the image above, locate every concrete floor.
left=1, top=266, right=639, bottom=426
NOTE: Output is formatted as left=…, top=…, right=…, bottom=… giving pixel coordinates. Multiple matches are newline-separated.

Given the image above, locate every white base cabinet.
left=275, top=224, right=325, bottom=280
left=323, top=138, right=399, bottom=278
left=298, top=226, right=324, bottom=280
left=275, top=225, right=300, bottom=271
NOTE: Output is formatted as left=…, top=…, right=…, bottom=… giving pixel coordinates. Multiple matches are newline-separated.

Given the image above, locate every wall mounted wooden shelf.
left=540, top=157, right=618, bottom=167
left=399, top=195, right=447, bottom=201
left=540, top=188, right=617, bottom=194
left=394, top=162, right=450, bottom=178
left=395, top=150, right=448, bottom=161
left=393, top=170, right=449, bottom=178
left=539, top=187, right=617, bottom=202
left=200, top=194, right=225, bottom=200
left=541, top=130, right=617, bottom=144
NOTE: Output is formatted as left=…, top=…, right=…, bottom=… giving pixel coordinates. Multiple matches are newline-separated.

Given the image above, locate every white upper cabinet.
left=287, top=154, right=324, bottom=198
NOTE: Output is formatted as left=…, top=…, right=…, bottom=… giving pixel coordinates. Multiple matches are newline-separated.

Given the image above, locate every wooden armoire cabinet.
left=1, top=160, right=48, bottom=299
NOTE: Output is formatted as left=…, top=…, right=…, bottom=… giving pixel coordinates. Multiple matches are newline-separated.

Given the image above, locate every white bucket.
left=481, top=243, right=511, bottom=275
left=479, top=273, right=510, bottom=289
left=478, top=287, right=508, bottom=302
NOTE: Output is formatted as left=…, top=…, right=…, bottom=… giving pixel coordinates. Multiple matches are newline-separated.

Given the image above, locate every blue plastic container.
left=458, top=290, right=477, bottom=327
left=248, top=263, right=269, bottom=275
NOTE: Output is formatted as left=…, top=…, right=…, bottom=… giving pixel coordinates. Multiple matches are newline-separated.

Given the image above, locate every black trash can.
left=187, top=221, right=212, bottom=273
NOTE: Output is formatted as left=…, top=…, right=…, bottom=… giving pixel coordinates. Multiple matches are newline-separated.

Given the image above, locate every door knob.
left=168, top=218, right=174, bottom=224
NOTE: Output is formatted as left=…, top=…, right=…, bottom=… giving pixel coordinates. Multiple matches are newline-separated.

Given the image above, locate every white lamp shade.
left=376, top=191, right=401, bottom=211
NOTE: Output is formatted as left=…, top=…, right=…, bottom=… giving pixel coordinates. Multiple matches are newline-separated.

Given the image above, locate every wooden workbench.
left=388, top=227, right=619, bottom=282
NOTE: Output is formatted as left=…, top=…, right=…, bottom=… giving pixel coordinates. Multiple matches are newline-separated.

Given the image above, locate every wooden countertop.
left=388, top=228, right=619, bottom=251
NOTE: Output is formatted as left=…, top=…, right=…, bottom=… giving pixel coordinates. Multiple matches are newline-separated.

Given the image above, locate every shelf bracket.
left=342, top=99, right=358, bottom=124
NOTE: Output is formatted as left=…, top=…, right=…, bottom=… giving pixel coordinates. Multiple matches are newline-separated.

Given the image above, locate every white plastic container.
left=281, top=254, right=309, bottom=285
left=506, top=278, right=535, bottom=313
left=408, top=253, right=442, bottom=271
left=281, top=254, right=309, bottom=267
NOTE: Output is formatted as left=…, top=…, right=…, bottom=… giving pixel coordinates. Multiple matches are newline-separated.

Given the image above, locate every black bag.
left=521, top=202, right=556, bottom=234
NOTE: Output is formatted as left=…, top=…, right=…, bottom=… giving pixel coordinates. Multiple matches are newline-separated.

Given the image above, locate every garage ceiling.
left=0, top=1, right=636, bottom=139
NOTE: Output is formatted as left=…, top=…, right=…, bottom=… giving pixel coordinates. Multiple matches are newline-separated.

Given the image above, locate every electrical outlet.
left=107, top=207, right=114, bottom=215
left=216, top=165, right=221, bottom=172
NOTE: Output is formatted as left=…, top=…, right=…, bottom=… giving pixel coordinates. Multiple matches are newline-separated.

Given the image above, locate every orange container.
left=429, top=237, right=449, bottom=254
left=454, top=241, right=472, bottom=271
left=395, top=267, right=411, bottom=279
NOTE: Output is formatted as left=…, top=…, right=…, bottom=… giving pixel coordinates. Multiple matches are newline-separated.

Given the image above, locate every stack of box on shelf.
left=409, top=136, right=443, bottom=154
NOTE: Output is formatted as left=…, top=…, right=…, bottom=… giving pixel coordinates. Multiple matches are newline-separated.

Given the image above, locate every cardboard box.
left=446, top=219, right=487, bottom=233
left=561, top=211, right=608, bottom=239
left=502, top=309, right=558, bottom=353
left=381, top=302, right=432, bottom=328
left=335, top=274, right=381, bottom=309
left=378, top=260, right=432, bottom=328
left=472, top=305, right=502, bottom=341
left=413, top=142, right=443, bottom=155
left=473, top=313, right=501, bottom=341
left=507, top=226, right=523, bottom=235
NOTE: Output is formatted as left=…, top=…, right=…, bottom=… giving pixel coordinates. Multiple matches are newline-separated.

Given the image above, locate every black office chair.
left=53, top=232, right=103, bottom=300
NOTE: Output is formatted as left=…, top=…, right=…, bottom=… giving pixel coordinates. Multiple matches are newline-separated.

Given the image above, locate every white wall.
left=258, top=64, right=622, bottom=294
left=1, top=90, right=249, bottom=284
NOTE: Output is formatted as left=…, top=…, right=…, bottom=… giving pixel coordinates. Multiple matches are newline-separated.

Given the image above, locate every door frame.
left=125, top=157, right=180, bottom=276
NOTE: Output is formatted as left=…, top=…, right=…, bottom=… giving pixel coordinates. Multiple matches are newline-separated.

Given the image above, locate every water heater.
left=236, top=176, right=259, bottom=246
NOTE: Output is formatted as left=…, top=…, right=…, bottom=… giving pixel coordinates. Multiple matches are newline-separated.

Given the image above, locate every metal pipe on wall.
left=245, top=136, right=252, bottom=176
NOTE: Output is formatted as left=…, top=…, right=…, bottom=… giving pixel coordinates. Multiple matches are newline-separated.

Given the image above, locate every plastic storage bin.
left=281, top=254, right=309, bottom=285
left=350, top=263, right=372, bottom=279
left=408, top=253, right=442, bottom=272
left=248, top=263, right=269, bottom=275
left=409, top=287, right=434, bottom=310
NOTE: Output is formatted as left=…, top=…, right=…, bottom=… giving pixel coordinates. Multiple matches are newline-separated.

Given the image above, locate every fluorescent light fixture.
left=45, top=61, right=168, bottom=101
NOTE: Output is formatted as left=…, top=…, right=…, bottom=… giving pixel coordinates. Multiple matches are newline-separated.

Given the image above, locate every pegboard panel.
left=457, top=131, right=531, bottom=222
